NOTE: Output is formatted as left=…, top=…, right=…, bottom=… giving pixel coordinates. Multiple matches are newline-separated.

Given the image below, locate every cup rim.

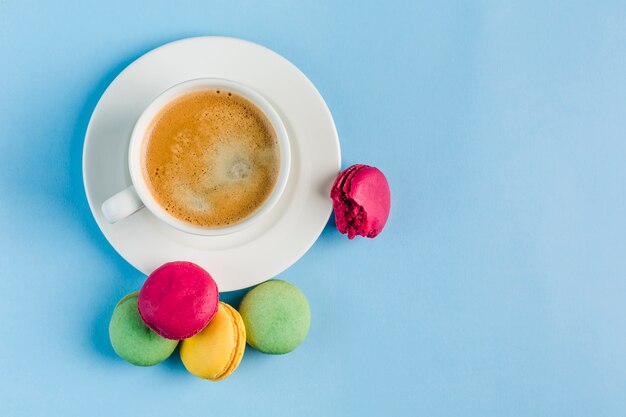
left=128, top=77, right=291, bottom=236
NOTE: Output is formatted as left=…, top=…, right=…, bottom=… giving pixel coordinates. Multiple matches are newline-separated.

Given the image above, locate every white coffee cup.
left=101, top=78, right=291, bottom=236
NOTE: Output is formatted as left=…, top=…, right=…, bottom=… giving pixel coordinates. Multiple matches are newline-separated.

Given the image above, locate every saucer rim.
left=82, top=36, right=341, bottom=291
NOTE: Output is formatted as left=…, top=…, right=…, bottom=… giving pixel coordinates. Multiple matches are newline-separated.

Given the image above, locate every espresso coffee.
left=142, top=90, right=280, bottom=228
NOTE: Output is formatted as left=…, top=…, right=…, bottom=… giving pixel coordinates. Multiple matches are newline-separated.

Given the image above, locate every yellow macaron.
left=180, top=302, right=246, bottom=381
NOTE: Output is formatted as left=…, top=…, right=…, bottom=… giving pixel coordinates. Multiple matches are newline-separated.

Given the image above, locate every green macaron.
left=109, top=291, right=178, bottom=366
left=239, top=280, right=311, bottom=354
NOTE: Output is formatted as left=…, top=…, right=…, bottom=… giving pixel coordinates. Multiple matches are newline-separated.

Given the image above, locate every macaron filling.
left=332, top=192, right=370, bottom=239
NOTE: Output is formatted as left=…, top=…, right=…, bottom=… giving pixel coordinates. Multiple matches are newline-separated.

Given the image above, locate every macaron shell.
left=180, top=302, right=246, bottom=381
left=116, top=291, right=140, bottom=308
left=216, top=303, right=246, bottom=380
left=239, top=280, right=311, bottom=354
left=109, top=291, right=179, bottom=366
left=330, top=164, right=390, bottom=239
left=341, top=164, right=366, bottom=194
left=138, top=261, right=219, bottom=340
left=347, top=166, right=390, bottom=237
left=331, top=164, right=363, bottom=196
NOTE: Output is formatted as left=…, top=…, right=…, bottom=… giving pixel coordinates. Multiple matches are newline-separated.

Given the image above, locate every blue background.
left=1, top=1, right=626, bottom=415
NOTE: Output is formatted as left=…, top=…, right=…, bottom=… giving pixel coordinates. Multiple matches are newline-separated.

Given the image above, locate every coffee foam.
left=142, top=90, right=280, bottom=227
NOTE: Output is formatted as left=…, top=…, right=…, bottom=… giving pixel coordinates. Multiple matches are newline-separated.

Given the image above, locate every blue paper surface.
left=1, top=1, right=626, bottom=415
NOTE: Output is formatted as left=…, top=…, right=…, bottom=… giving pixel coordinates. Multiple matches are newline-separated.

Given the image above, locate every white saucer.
left=83, top=37, right=341, bottom=291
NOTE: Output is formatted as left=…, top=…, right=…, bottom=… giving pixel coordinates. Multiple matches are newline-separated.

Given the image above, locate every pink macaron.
left=138, top=261, right=219, bottom=340
left=330, top=164, right=391, bottom=239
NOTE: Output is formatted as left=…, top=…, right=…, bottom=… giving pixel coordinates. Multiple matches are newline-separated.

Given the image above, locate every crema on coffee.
left=142, top=90, right=280, bottom=228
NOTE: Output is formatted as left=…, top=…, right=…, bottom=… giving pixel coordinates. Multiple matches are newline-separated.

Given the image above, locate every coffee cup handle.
left=101, top=186, right=144, bottom=224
